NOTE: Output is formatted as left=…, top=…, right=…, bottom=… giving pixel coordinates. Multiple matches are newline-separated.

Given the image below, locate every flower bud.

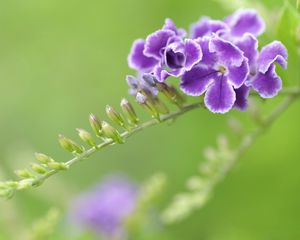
left=101, top=121, right=124, bottom=143
left=153, top=97, right=169, bottom=115
left=156, top=82, right=185, bottom=107
left=76, top=128, right=97, bottom=147
left=31, top=163, right=47, bottom=174
left=58, top=134, right=84, bottom=154
left=47, top=162, right=68, bottom=170
left=136, top=92, right=160, bottom=120
left=4, top=181, right=19, bottom=188
left=35, top=153, right=54, bottom=164
left=120, top=98, right=139, bottom=125
left=142, top=73, right=157, bottom=87
left=17, top=179, right=34, bottom=190
left=89, top=114, right=102, bottom=137
left=15, top=169, right=34, bottom=179
left=106, top=105, right=126, bottom=127
left=136, top=92, right=147, bottom=104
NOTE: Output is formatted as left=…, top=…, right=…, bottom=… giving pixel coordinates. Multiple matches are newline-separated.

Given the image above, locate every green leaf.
left=277, top=1, right=300, bottom=86
left=277, top=1, right=300, bottom=49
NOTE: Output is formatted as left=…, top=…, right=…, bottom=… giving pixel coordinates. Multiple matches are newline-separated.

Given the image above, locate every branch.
left=161, top=90, right=300, bottom=224
left=33, top=102, right=204, bottom=187
left=0, top=97, right=204, bottom=199
left=0, top=87, right=298, bottom=199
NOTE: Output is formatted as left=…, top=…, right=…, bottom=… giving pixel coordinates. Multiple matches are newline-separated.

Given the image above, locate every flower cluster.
left=69, top=175, right=137, bottom=238
left=127, top=9, right=288, bottom=113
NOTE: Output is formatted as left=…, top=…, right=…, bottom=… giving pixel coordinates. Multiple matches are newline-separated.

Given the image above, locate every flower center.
left=166, top=50, right=185, bottom=69
left=218, top=65, right=227, bottom=75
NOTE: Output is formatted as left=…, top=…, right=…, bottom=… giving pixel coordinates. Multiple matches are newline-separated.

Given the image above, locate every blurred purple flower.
left=224, top=9, right=265, bottom=37
left=69, top=175, right=137, bottom=238
left=190, top=17, right=228, bottom=39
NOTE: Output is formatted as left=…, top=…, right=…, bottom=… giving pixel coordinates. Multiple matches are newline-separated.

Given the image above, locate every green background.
left=0, top=0, right=299, bottom=239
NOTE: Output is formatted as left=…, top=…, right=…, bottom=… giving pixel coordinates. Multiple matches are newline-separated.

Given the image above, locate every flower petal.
left=251, top=64, right=282, bottom=98
left=257, top=41, right=288, bottom=74
left=128, top=39, right=158, bottom=71
left=225, top=9, right=265, bottom=37
left=153, top=65, right=170, bottom=82
left=164, top=41, right=185, bottom=69
left=234, top=84, right=250, bottom=111
left=163, top=18, right=186, bottom=37
left=184, top=39, right=203, bottom=71
left=204, top=76, right=236, bottom=113
left=196, top=37, right=217, bottom=66
left=144, top=30, right=175, bottom=60
left=234, top=33, right=258, bottom=70
left=227, top=59, right=249, bottom=88
left=209, top=37, right=244, bottom=67
left=190, top=17, right=228, bottom=38
left=180, top=65, right=216, bottom=96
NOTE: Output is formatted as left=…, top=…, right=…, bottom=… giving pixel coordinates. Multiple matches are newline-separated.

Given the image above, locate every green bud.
left=120, top=98, right=139, bottom=125
left=102, top=121, right=124, bottom=143
left=58, top=134, right=84, bottom=154
left=168, top=84, right=186, bottom=105
left=17, top=179, right=34, bottom=190
left=156, top=83, right=185, bottom=107
left=0, top=181, right=18, bottom=189
left=106, top=105, right=126, bottom=127
left=297, top=0, right=300, bottom=12
left=136, top=92, right=160, bottom=120
left=153, top=97, right=169, bottom=115
left=35, top=153, right=54, bottom=164
left=31, top=163, right=47, bottom=174
left=15, top=169, right=34, bottom=178
left=47, top=162, right=68, bottom=170
left=76, top=128, right=97, bottom=147
left=89, top=114, right=102, bottom=137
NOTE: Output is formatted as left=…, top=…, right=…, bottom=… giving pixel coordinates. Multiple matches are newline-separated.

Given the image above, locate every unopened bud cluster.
left=0, top=152, right=68, bottom=198
left=128, top=75, right=186, bottom=121
left=0, top=88, right=181, bottom=198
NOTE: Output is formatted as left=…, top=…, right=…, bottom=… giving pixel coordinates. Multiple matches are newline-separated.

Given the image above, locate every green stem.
left=5, top=87, right=300, bottom=197
left=222, top=92, right=299, bottom=180
left=31, top=102, right=205, bottom=188
left=162, top=91, right=300, bottom=224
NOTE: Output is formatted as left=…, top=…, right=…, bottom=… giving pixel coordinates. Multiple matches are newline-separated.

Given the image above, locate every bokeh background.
left=0, top=0, right=299, bottom=239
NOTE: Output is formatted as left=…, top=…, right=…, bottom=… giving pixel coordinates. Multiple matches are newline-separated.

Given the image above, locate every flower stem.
left=31, top=102, right=205, bottom=188
left=161, top=90, right=300, bottom=224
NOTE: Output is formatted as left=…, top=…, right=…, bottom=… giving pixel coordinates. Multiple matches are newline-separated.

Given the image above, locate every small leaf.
left=277, top=1, right=300, bottom=86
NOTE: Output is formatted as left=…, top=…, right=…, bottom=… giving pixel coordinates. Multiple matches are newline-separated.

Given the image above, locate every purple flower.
left=231, top=33, right=259, bottom=110
left=143, top=29, right=177, bottom=61
left=224, top=9, right=265, bottom=37
left=128, top=39, right=158, bottom=72
left=190, top=17, right=229, bottom=39
left=233, top=84, right=250, bottom=111
left=126, top=9, right=288, bottom=114
left=180, top=36, right=249, bottom=113
left=248, top=41, right=288, bottom=98
left=69, top=175, right=137, bottom=237
left=162, top=18, right=186, bottom=37
left=153, top=39, right=202, bottom=81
